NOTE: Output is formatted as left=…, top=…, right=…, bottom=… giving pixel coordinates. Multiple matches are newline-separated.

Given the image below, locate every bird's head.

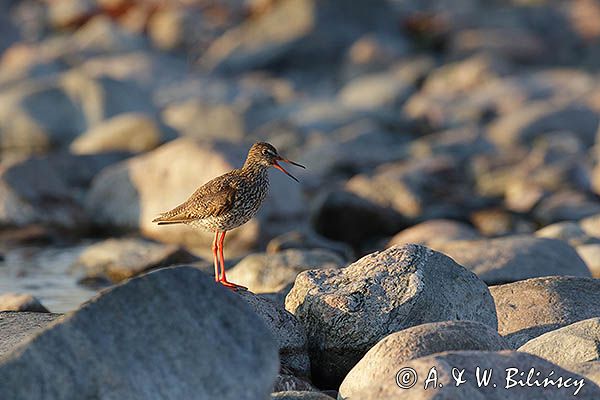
left=246, top=142, right=305, bottom=182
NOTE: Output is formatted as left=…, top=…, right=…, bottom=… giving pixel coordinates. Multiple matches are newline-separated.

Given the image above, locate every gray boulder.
left=0, top=152, right=127, bottom=230
left=433, top=236, right=591, bottom=284
left=533, top=191, right=600, bottom=225
left=536, top=221, right=599, bottom=247
left=490, top=276, right=600, bottom=348
left=519, top=318, right=600, bottom=367
left=70, top=238, right=197, bottom=284
left=487, top=103, right=599, bottom=148
left=298, top=121, right=411, bottom=187
left=285, top=244, right=497, bottom=387
left=266, top=229, right=354, bottom=262
left=346, top=155, right=483, bottom=222
left=161, top=99, right=248, bottom=143
left=201, top=0, right=395, bottom=73
left=228, top=249, right=345, bottom=293
left=567, top=361, right=600, bottom=387
left=0, top=266, right=279, bottom=399
left=0, top=294, right=49, bottom=313
left=387, top=219, right=481, bottom=248
left=340, top=320, right=509, bottom=395
left=0, top=312, right=61, bottom=357
left=339, top=350, right=600, bottom=399
left=237, top=291, right=310, bottom=377
left=70, top=113, right=162, bottom=154
left=0, top=71, right=156, bottom=154
left=577, top=244, right=600, bottom=278
left=338, top=70, right=415, bottom=110
left=470, top=208, right=537, bottom=237
left=581, top=214, right=600, bottom=238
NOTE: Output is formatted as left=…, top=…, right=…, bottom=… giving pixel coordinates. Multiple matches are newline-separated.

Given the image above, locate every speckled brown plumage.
left=153, top=142, right=305, bottom=290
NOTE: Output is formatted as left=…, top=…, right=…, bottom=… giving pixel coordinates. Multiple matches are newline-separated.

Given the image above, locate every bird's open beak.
left=273, top=156, right=305, bottom=182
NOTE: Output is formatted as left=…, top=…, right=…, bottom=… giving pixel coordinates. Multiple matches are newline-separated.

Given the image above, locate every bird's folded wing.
left=152, top=185, right=237, bottom=224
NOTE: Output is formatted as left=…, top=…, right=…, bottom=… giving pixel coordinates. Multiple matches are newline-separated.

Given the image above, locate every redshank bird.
left=152, top=142, right=305, bottom=290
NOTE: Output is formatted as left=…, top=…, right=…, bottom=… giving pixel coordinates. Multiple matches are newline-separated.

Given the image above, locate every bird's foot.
left=218, top=280, right=248, bottom=291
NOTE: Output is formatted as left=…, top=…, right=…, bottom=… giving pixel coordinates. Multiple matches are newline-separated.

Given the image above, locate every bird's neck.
left=241, top=161, right=269, bottom=177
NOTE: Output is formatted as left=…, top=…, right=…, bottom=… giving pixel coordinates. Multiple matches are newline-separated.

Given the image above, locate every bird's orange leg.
left=212, top=231, right=220, bottom=281
left=217, top=231, right=247, bottom=291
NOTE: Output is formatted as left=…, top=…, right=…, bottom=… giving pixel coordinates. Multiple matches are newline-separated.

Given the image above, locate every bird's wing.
left=152, top=179, right=237, bottom=225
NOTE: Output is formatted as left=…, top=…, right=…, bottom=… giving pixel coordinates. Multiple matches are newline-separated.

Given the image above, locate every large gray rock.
left=0, top=152, right=127, bottom=230
left=581, top=214, right=600, bottom=238
left=469, top=208, right=535, bottom=237
left=490, top=276, right=600, bottom=348
left=0, top=312, right=61, bottom=358
left=339, top=350, right=600, bottom=399
left=567, top=361, right=600, bottom=388
left=433, top=236, right=591, bottom=284
left=161, top=99, right=248, bottom=143
left=533, top=191, right=600, bottom=225
left=201, top=0, right=395, bottom=73
left=594, top=165, right=600, bottom=198
left=487, top=103, right=599, bottom=148
left=346, top=155, right=483, bottom=223
left=0, top=266, right=279, bottom=399
left=338, top=70, right=415, bottom=110
left=285, top=245, right=497, bottom=388
left=0, top=294, right=49, bottom=313
left=238, top=291, right=310, bottom=377
left=84, top=138, right=305, bottom=254
left=147, top=7, right=206, bottom=52
left=266, top=229, right=354, bottom=262
left=70, top=238, right=197, bottom=284
left=387, top=219, right=481, bottom=248
left=0, top=71, right=156, bottom=155
left=340, top=320, right=509, bottom=395
left=273, top=372, right=319, bottom=393
left=70, top=113, right=162, bottom=154
left=519, top=318, right=600, bottom=367
left=577, top=244, right=600, bottom=278
left=228, top=249, right=345, bottom=293
left=298, top=121, right=411, bottom=186
left=402, top=55, right=513, bottom=130
left=536, top=221, right=599, bottom=247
